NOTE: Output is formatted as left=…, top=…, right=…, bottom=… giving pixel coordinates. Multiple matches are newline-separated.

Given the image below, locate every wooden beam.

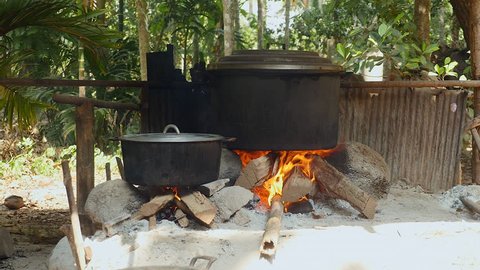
left=0, top=78, right=147, bottom=88
left=341, top=80, right=480, bottom=89
left=53, top=94, right=139, bottom=111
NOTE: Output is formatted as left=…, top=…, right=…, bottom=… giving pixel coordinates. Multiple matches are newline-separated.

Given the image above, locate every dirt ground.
left=1, top=159, right=480, bottom=270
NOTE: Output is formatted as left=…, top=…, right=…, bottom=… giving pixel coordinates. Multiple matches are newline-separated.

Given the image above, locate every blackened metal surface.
left=120, top=139, right=222, bottom=186
left=209, top=71, right=340, bottom=150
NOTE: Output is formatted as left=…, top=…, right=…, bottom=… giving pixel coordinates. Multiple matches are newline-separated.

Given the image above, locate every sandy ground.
left=2, top=175, right=480, bottom=270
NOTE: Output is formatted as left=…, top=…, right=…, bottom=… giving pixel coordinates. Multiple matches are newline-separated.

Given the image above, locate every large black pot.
left=119, top=125, right=223, bottom=186
left=208, top=50, right=342, bottom=151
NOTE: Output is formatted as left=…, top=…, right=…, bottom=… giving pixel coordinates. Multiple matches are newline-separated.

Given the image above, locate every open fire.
left=235, top=150, right=335, bottom=207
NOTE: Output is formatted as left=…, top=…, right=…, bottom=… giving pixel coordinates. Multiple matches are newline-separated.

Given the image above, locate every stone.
left=48, top=237, right=75, bottom=270
left=4, top=195, right=24, bottom=210
left=285, top=200, right=313, bottom=214
left=231, top=208, right=251, bottom=226
left=211, top=186, right=253, bottom=222
left=219, top=148, right=242, bottom=185
left=325, top=142, right=391, bottom=199
left=85, top=179, right=147, bottom=224
left=0, top=227, right=14, bottom=259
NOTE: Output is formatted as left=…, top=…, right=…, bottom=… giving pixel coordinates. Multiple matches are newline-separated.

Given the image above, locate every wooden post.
left=471, top=0, right=480, bottom=185
left=61, top=161, right=86, bottom=270
left=105, top=162, right=111, bottom=181
left=75, top=102, right=95, bottom=235
left=75, top=101, right=94, bottom=211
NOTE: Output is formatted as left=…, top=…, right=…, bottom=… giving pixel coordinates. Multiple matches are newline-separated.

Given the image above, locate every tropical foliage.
left=0, top=0, right=472, bottom=154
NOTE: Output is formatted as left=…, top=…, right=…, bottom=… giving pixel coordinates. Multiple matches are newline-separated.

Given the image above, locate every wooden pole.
left=471, top=0, right=480, bottom=185
left=116, top=157, right=125, bottom=181
left=105, top=162, right=111, bottom=181
left=260, top=194, right=283, bottom=259
left=75, top=102, right=95, bottom=235
left=61, top=161, right=86, bottom=270
left=341, top=80, right=480, bottom=89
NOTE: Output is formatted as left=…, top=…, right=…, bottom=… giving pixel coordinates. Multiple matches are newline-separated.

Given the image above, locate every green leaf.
left=420, top=55, right=427, bottom=65
left=444, top=57, right=451, bottom=65
left=336, top=43, right=346, bottom=58
left=378, top=23, right=388, bottom=37
left=424, top=44, right=439, bottom=54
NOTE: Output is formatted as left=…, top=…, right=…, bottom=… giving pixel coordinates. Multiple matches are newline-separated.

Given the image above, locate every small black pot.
left=119, top=125, right=223, bottom=187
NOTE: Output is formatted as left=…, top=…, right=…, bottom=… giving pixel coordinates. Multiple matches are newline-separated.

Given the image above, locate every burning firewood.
left=132, top=193, right=175, bottom=220
left=281, top=167, right=314, bottom=203
left=175, top=191, right=217, bottom=226
left=311, top=156, right=377, bottom=219
left=236, top=155, right=275, bottom=189
left=259, top=194, right=283, bottom=259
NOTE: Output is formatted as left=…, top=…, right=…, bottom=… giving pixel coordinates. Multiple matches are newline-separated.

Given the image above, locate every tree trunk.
left=96, top=0, right=106, bottom=24
left=451, top=16, right=460, bottom=48
left=257, top=0, right=265, bottom=49
left=450, top=0, right=470, bottom=48
left=234, top=0, right=240, bottom=49
left=193, top=33, right=200, bottom=65
left=118, top=0, right=124, bottom=32
left=414, top=0, right=432, bottom=44
left=78, top=0, right=87, bottom=97
left=284, top=0, right=291, bottom=50
left=135, top=0, right=150, bottom=80
left=471, top=0, right=480, bottom=185
left=249, top=0, right=254, bottom=14
left=438, top=1, right=446, bottom=47
left=222, top=0, right=234, bottom=56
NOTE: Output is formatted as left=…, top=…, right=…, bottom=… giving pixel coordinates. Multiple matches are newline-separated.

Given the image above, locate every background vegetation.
left=0, top=0, right=473, bottom=180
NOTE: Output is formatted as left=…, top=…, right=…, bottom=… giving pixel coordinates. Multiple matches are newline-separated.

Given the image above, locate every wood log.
left=61, top=161, right=86, bottom=270
left=198, top=178, right=230, bottom=197
left=175, top=191, right=217, bottom=226
left=102, top=213, right=132, bottom=237
left=148, top=215, right=156, bottom=230
left=460, top=196, right=480, bottom=215
left=236, top=155, right=274, bottom=189
left=132, top=193, right=174, bottom=220
left=260, top=194, right=283, bottom=259
left=311, top=156, right=377, bottom=219
left=174, top=209, right=189, bottom=228
left=281, top=167, right=314, bottom=203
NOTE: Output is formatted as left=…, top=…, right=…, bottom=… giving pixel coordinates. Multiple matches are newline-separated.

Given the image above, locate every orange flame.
left=237, top=149, right=336, bottom=207
left=234, top=150, right=270, bottom=167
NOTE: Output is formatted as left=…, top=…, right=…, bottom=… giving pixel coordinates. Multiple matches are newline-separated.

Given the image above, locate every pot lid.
left=208, top=50, right=343, bottom=73
left=120, top=133, right=224, bottom=143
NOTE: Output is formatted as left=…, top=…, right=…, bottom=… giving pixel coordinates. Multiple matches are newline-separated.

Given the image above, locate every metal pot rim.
left=119, top=133, right=224, bottom=143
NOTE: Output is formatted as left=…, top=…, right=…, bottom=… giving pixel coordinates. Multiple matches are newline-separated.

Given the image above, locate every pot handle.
left=189, top=256, right=217, bottom=270
left=163, top=124, right=181, bottom=134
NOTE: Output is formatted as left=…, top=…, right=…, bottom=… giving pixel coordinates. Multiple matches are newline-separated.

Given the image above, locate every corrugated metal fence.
left=339, top=87, right=468, bottom=192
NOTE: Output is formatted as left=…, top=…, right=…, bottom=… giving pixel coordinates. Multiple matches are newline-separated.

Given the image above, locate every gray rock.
left=231, top=208, right=251, bottom=226
left=0, top=228, right=14, bottom=259
left=85, top=179, right=147, bottom=224
left=48, top=237, right=75, bottom=270
left=219, top=148, right=242, bottom=185
left=211, top=186, right=253, bottom=222
left=325, top=142, right=391, bottom=199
